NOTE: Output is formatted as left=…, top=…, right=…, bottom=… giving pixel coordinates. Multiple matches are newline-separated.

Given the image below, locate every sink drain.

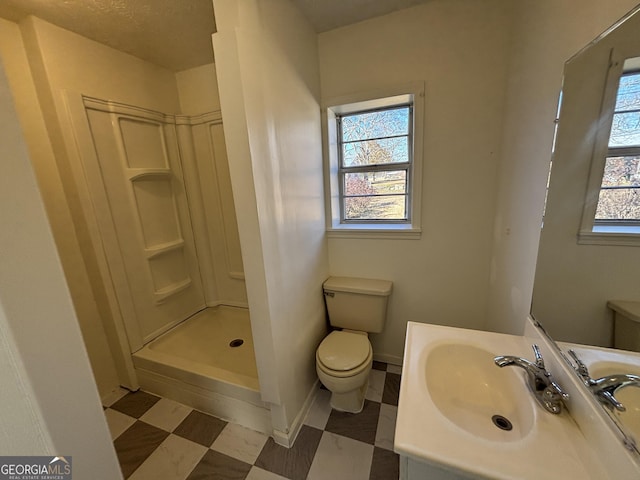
left=229, top=338, right=244, bottom=348
left=491, top=415, right=513, bottom=431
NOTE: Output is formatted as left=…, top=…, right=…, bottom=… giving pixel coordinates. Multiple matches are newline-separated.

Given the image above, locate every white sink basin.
left=591, top=362, right=640, bottom=443
left=562, top=344, right=640, bottom=444
left=395, top=322, right=606, bottom=479
left=425, top=343, right=534, bottom=442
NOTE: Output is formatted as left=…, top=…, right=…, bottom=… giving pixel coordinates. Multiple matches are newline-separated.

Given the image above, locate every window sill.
left=578, top=227, right=640, bottom=246
left=327, top=224, right=422, bottom=240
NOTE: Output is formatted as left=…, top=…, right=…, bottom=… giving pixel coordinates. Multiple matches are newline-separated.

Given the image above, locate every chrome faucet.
left=494, top=344, right=569, bottom=414
left=591, top=374, right=640, bottom=412
left=568, top=349, right=640, bottom=412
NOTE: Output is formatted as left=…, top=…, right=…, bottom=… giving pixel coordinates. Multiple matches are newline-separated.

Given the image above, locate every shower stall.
left=65, top=93, right=270, bottom=433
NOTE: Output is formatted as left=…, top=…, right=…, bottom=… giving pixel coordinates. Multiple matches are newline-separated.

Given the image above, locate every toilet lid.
left=318, top=331, right=370, bottom=371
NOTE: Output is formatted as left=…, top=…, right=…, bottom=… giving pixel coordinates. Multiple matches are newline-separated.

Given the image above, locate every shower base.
left=132, top=305, right=271, bottom=434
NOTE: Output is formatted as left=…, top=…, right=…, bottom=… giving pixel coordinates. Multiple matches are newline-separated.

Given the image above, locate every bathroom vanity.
left=394, top=319, right=640, bottom=479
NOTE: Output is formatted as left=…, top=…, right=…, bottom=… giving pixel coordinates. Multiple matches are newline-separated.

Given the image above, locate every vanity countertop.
left=608, top=300, right=640, bottom=323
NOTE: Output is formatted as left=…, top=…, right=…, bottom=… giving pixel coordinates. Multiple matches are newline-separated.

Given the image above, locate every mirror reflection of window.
left=594, top=57, right=640, bottom=230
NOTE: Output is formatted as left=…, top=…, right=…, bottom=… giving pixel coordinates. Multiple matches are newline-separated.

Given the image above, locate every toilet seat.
left=317, top=331, right=372, bottom=377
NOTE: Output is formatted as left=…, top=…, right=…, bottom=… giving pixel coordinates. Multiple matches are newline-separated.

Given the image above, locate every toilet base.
left=329, top=378, right=369, bottom=414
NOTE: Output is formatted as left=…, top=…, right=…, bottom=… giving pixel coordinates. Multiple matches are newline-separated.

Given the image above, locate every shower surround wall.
left=0, top=16, right=246, bottom=399
left=66, top=95, right=246, bottom=348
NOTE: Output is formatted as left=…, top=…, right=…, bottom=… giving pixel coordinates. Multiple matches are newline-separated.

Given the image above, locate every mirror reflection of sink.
left=425, top=343, right=535, bottom=441
left=564, top=344, right=640, bottom=444
left=590, top=361, right=640, bottom=442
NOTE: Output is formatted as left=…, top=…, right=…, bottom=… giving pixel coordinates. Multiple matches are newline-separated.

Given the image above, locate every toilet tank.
left=323, top=276, right=393, bottom=333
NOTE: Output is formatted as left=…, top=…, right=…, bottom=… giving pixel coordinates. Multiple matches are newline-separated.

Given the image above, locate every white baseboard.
left=373, top=352, right=403, bottom=366
left=272, top=379, right=320, bottom=448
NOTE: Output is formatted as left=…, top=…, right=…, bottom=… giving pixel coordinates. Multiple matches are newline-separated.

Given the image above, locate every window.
left=322, top=84, right=424, bottom=238
left=594, top=71, right=640, bottom=228
left=338, top=105, right=412, bottom=222
left=579, top=55, right=640, bottom=245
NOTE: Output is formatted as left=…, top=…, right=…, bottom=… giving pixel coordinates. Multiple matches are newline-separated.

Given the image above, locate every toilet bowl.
left=316, top=330, right=373, bottom=413
left=316, top=276, right=392, bottom=414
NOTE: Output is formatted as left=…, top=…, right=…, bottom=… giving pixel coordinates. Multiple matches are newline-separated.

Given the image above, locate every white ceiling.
left=0, top=0, right=433, bottom=72
left=0, top=0, right=216, bottom=72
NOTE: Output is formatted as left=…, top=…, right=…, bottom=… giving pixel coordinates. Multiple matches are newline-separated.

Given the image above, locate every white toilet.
left=316, top=276, right=393, bottom=413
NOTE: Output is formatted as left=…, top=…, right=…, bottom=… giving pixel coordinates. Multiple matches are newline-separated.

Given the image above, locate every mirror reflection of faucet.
left=568, top=349, right=640, bottom=412
left=494, top=344, right=569, bottom=414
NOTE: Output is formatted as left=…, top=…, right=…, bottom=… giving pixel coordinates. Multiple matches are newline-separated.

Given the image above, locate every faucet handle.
left=542, top=381, right=570, bottom=414
left=598, top=390, right=626, bottom=412
left=532, top=344, right=545, bottom=369
left=568, top=349, right=592, bottom=383
left=547, top=380, right=570, bottom=400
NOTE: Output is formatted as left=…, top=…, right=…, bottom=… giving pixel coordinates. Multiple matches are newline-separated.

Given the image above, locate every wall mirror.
left=531, top=4, right=640, bottom=454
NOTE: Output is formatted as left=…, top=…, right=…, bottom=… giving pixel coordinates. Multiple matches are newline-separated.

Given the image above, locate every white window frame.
left=579, top=53, right=640, bottom=245
left=322, top=83, right=424, bottom=239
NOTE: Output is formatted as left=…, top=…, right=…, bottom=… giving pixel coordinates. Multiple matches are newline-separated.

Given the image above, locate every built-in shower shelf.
left=127, top=168, right=172, bottom=181
left=154, top=278, right=192, bottom=304
left=145, top=239, right=185, bottom=259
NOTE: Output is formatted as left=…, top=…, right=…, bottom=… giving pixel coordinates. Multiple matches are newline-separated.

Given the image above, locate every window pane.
left=344, top=195, right=407, bottom=220
left=597, top=155, right=640, bottom=220
left=615, top=73, right=640, bottom=112
left=595, top=188, right=640, bottom=221
left=342, top=137, right=409, bottom=167
left=343, top=170, right=407, bottom=221
left=344, top=171, right=407, bottom=196
left=341, top=107, right=409, bottom=142
left=609, top=112, right=640, bottom=147
left=600, top=156, right=640, bottom=187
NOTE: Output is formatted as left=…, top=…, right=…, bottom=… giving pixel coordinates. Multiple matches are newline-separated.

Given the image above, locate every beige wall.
left=176, top=63, right=221, bottom=114
left=486, top=0, right=640, bottom=336
left=319, top=0, right=514, bottom=362
left=213, top=0, right=329, bottom=441
left=0, top=57, right=121, bottom=478
left=0, top=17, right=122, bottom=399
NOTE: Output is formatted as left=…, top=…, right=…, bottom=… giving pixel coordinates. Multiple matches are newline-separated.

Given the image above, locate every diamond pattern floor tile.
left=186, top=449, right=252, bottom=480
left=174, top=410, right=228, bottom=447
left=254, top=426, right=323, bottom=480
left=381, top=373, right=401, bottom=406
left=105, top=361, right=401, bottom=480
left=128, top=434, right=207, bottom=480
left=324, top=400, right=380, bottom=445
left=114, top=421, right=170, bottom=478
left=368, top=447, right=399, bottom=480
left=211, top=423, right=269, bottom=464
left=306, top=431, right=374, bottom=480
left=111, top=391, right=161, bottom=418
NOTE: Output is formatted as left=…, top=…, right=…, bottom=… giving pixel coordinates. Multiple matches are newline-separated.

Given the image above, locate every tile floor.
left=103, top=361, right=402, bottom=480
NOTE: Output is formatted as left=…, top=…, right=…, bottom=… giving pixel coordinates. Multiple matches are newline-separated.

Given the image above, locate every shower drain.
left=491, top=415, right=513, bottom=431
left=229, top=338, right=244, bottom=348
